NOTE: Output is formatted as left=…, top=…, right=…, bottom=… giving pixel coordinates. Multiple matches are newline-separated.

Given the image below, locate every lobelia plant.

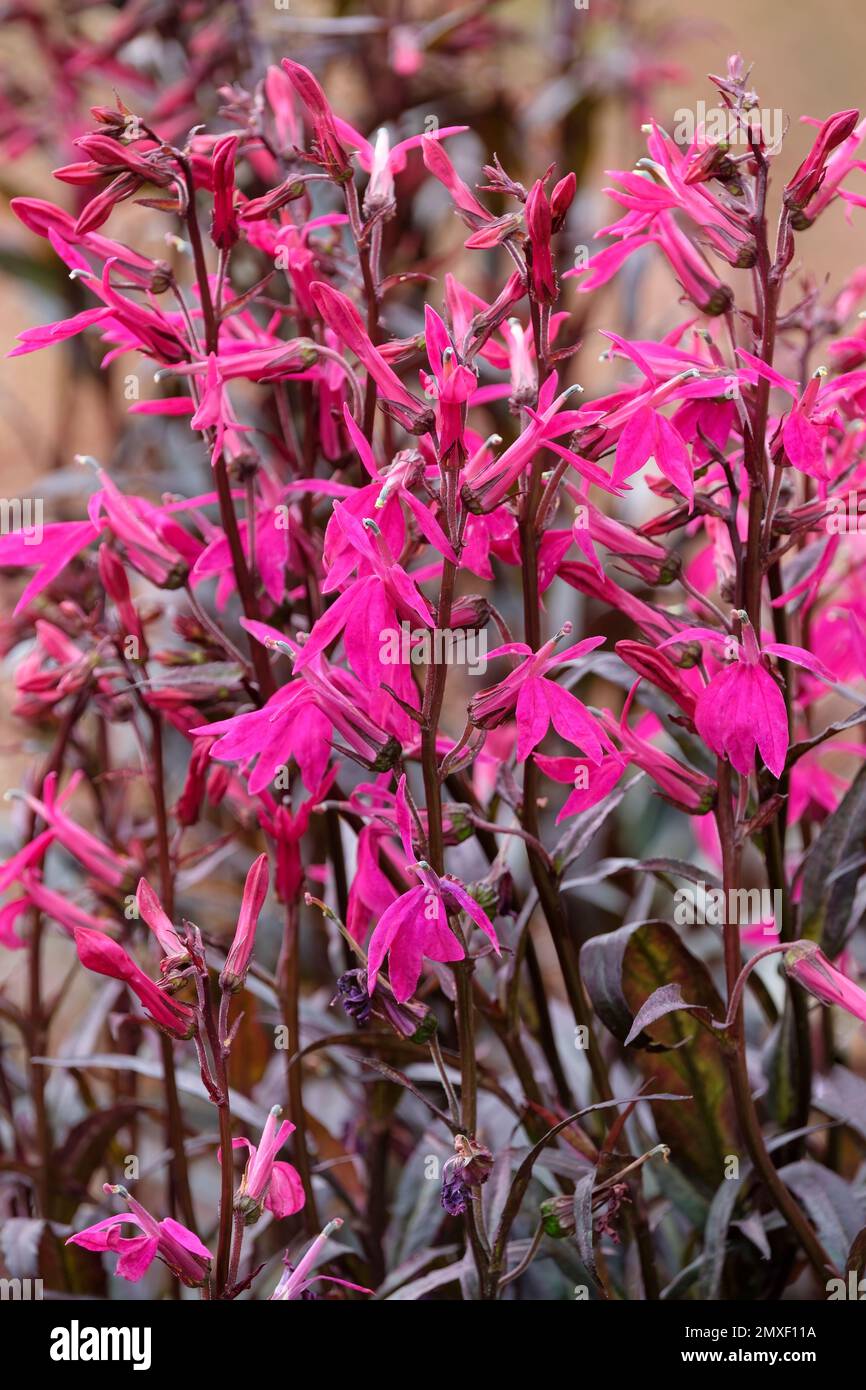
left=2, top=25, right=866, bottom=1306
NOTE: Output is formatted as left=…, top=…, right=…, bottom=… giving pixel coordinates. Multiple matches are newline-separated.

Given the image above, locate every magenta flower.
left=565, top=117, right=755, bottom=305
left=67, top=1184, right=211, bottom=1286
left=16, top=770, right=135, bottom=888
left=18, top=874, right=115, bottom=937
left=270, top=1217, right=372, bottom=1300
left=461, top=372, right=617, bottom=511
left=784, top=109, right=860, bottom=211
left=661, top=617, right=834, bottom=777
left=567, top=483, right=670, bottom=585
left=310, top=280, right=427, bottom=429
left=346, top=826, right=400, bottom=944
left=612, top=402, right=694, bottom=505
left=280, top=59, right=353, bottom=180
left=259, top=778, right=335, bottom=904
left=784, top=943, right=866, bottom=1024
left=73, top=926, right=195, bottom=1038
left=469, top=624, right=612, bottom=763
left=210, top=134, right=239, bottom=250
left=11, top=196, right=158, bottom=280
left=8, top=305, right=112, bottom=357
left=305, top=498, right=435, bottom=651
left=0, top=898, right=27, bottom=950
left=367, top=861, right=499, bottom=1002
left=334, top=403, right=456, bottom=565
left=534, top=753, right=626, bottom=820
left=524, top=179, right=556, bottom=305
left=198, top=636, right=405, bottom=794
left=220, top=853, right=269, bottom=993
left=421, top=134, right=492, bottom=222
left=538, top=695, right=714, bottom=820
left=230, top=1106, right=305, bottom=1221
left=609, top=716, right=714, bottom=811
left=331, top=117, right=468, bottom=214
left=0, top=518, right=98, bottom=615
left=421, top=305, right=477, bottom=460
left=136, top=878, right=188, bottom=973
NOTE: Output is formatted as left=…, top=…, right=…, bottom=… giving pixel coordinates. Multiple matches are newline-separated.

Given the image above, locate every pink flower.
left=16, top=771, right=135, bottom=888
left=561, top=564, right=676, bottom=645
left=210, top=134, right=239, bottom=250
left=567, top=483, right=671, bottom=585
left=11, top=196, right=158, bottom=280
left=469, top=624, right=612, bottom=763
left=230, top=1106, right=305, bottom=1221
left=280, top=59, right=353, bottom=180
left=612, top=402, right=694, bottom=505
left=220, top=853, right=269, bottom=993
left=310, top=281, right=427, bottom=429
left=90, top=469, right=198, bottom=585
left=346, top=826, right=399, bottom=943
left=462, top=372, right=617, bottom=511
left=421, top=305, right=477, bottom=460
left=421, top=134, right=491, bottom=221
left=270, top=1217, right=372, bottom=1299
left=809, top=114, right=866, bottom=222
left=73, top=926, right=195, bottom=1038
left=294, top=504, right=434, bottom=684
left=534, top=753, right=626, bottom=820
left=524, top=180, right=556, bottom=304
left=0, top=898, right=27, bottom=949
left=604, top=700, right=715, bottom=811
left=0, top=519, right=98, bottom=615
left=367, top=862, right=499, bottom=1003
left=19, top=874, right=114, bottom=937
left=784, top=109, right=860, bottom=211
left=174, top=736, right=220, bottom=828
left=67, top=1184, right=211, bottom=1286
left=197, top=630, right=405, bottom=794
left=8, top=306, right=112, bottom=357
left=660, top=617, right=834, bottom=777
left=98, top=544, right=145, bottom=649
left=136, top=878, right=188, bottom=972
left=331, top=118, right=468, bottom=215
left=614, top=640, right=699, bottom=717
left=784, top=943, right=866, bottom=1024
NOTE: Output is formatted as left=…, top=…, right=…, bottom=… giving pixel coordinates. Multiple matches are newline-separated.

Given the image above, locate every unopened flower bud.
left=540, top=1194, right=575, bottom=1238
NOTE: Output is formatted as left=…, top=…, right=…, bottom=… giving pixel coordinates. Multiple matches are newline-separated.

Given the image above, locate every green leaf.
left=581, top=920, right=739, bottom=1190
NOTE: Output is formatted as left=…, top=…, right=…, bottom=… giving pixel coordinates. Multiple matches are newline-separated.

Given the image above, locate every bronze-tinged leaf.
left=847, top=1226, right=866, bottom=1281
left=225, top=997, right=271, bottom=1094
left=582, top=920, right=739, bottom=1190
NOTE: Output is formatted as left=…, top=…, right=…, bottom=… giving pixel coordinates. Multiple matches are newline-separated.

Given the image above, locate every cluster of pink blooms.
left=3, top=36, right=866, bottom=1300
